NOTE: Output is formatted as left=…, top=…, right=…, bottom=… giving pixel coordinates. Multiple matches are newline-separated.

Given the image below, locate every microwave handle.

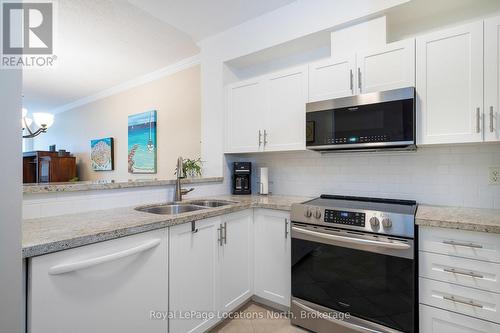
left=292, top=226, right=410, bottom=250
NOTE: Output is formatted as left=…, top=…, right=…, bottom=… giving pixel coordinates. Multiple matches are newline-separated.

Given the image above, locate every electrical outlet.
left=490, top=167, right=500, bottom=185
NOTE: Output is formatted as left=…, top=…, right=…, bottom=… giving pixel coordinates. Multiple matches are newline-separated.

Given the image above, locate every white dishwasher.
left=28, top=228, right=168, bottom=333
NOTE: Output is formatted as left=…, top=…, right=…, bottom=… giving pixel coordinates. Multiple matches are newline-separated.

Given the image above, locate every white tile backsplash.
left=229, top=144, right=500, bottom=208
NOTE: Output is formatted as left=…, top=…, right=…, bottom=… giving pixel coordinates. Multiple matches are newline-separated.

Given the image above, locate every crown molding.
left=50, top=54, right=200, bottom=114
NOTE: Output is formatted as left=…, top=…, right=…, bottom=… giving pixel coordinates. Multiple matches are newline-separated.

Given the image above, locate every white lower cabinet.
left=420, top=305, right=500, bottom=333
left=218, top=210, right=254, bottom=313
left=28, top=229, right=168, bottom=333
left=253, top=209, right=291, bottom=307
left=169, top=216, right=220, bottom=333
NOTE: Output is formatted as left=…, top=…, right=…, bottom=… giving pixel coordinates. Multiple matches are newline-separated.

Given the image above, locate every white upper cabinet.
left=357, top=39, right=415, bottom=93
left=308, top=56, right=356, bottom=102
left=485, top=16, right=500, bottom=142
left=416, top=22, right=484, bottom=145
left=264, top=66, right=308, bottom=152
left=218, top=210, right=253, bottom=313
left=225, top=65, right=307, bottom=153
left=225, top=79, right=265, bottom=153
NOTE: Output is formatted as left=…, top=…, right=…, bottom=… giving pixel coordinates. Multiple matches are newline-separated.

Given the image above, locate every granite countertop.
left=416, top=205, right=500, bottom=233
left=22, top=195, right=311, bottom=258
left=23, top=177, right=224, bottom=194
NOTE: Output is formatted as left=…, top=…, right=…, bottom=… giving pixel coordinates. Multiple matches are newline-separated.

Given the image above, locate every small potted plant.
left=175, top=158, right=203, bottom=178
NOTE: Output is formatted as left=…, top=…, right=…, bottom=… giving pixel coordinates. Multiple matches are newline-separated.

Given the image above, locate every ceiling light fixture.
left=22, top=108, right=54, bottom=138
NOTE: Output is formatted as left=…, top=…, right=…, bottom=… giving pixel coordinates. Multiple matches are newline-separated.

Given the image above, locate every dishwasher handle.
left=48, top=239, right=161, bottom=275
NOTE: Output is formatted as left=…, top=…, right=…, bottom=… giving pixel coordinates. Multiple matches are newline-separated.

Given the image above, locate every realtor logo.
left=1, top=1, right=56, bottom=68
left=2, top=2, right=53, bottom=54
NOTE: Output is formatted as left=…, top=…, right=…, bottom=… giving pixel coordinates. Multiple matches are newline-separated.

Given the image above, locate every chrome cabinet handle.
left=48, top=239, right=161, bottom=275
left=443, top=295, right=483, bottom=309
left=349, top=69, right=353, bottom=93
left=217, top=225, right=223, bottom=246
left=223, top=222, right=227, bottom=244
left=285, top=219, right=289, bottom=239
left=263, top=130, right=268, bottom=145
left=490, top=106, right=495, bottom=133
left=476, top=107, right=481, bottom=133
left=443, top=240, right=483, bottom=249
left=258, top=130, right=262, bottom=146
left=443, top=267, right=484, bottom=279
left=357, top=68, right=362, bottom=92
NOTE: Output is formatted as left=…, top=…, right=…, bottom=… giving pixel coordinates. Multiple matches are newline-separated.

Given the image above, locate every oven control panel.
left=324, top=209, right=365, bottom=227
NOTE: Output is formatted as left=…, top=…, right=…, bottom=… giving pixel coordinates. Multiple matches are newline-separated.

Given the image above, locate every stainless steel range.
left=290, top=195, right=417, bottom=333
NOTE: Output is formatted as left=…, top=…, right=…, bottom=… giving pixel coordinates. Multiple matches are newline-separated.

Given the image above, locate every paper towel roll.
left=259, top=167, right=269, bottom=195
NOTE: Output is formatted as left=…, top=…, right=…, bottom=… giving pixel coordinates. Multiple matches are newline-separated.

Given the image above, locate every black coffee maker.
left=232, top=162, right=251, bottom=195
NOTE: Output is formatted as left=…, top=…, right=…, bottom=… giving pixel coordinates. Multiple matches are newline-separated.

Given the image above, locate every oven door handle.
left=292, top=226, right=411, bottom=250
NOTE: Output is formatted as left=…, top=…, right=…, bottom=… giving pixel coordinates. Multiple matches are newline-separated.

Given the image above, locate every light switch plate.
left=489, top=167, right=500, bottom=185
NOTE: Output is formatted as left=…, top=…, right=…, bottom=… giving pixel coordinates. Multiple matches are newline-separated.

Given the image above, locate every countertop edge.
left=23, top=177, right=224, bottom=194
left=22, top=200, right=295, bottom=258
left=415, top=218, right=500, bottom=234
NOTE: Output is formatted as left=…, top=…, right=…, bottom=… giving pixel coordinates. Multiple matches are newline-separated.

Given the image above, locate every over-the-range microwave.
left=306, top=87, right=416, bottom=152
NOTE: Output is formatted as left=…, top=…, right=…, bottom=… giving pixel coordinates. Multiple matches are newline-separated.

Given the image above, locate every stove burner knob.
left=369, top=217, right=380, bottom=228
left=382, top=218, right=392, bottom=228
left=314, top=209, right=322, bottom=219
left=305, top=208, right=312, bottom=218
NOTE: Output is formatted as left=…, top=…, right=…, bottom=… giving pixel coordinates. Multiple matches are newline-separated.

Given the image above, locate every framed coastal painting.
left=90, top=137, right=114, bottom=171
left=128, top=110, right=157, bottom=174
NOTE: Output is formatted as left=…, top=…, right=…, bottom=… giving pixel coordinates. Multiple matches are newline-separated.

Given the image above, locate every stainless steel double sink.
left=136, top=200, right=237, bottom=215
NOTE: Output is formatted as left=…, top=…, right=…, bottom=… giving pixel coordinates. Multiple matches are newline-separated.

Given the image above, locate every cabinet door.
left=169, top=217, right=220, bottom=333
left=225, top=79, right=265, bottom=153
left=29, top=229, right=168, bottom=333
left=218, top=210, right=253, bottom=313
left=264, top=66, right=308, bottom=152
left=254, top=209, right=291, bottom=307
left=308, top=56, right=356, bottom=102
left=420, top=304, right=500, bottom=333
left=417, top=22, right=484, bottom=144
left=357, top=39, right=415, bottom=93
left=485, top=16, right=500, bottom=142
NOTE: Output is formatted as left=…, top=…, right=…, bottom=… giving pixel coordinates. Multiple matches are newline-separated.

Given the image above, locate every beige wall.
left=34, top=65, right=201, bottom=181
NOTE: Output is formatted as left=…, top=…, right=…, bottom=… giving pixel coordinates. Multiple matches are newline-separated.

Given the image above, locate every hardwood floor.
left=211, top=302, right=308, bottom=333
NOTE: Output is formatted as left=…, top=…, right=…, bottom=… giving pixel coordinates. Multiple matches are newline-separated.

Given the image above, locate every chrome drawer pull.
left=443, top=267, right=484, bottom=279
left=443, top=295, right=483, bottom=309
left=443, top=240, right=483, bottom=249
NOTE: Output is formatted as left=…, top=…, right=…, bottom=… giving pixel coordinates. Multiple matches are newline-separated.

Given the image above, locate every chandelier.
left=22, top=108, right=54, bottom=139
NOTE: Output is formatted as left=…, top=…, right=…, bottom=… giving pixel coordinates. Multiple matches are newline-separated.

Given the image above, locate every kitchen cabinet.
left=264, top=66, right=308, bottom=152
left=416, top=21, right=484, bottom=144
left=420, top=305, right=500, bottom=333
left=169, top=217, right=221, bottom=333
left=356, top=39, right=415, bottom=94
left=225, top=78, right=265, bottom=153
left=225, top=66, right=307, bottom=153
left=254, top=209, right=291, bottom=307
left=485, top=16, right=500, bottom=142
left=308, top=56, right=356, bottom=102
left=218, top=210, right=253, bottom=312
left=28, top=229, right=168, bottom=333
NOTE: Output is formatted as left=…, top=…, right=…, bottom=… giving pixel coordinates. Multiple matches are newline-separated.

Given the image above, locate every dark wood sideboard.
left=23, top=151, right=77, bottom=183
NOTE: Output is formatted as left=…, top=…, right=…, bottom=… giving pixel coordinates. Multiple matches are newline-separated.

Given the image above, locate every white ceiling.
left=23, top=0, right=297, bottom=113
left=126, top=0, right=297, bottom=42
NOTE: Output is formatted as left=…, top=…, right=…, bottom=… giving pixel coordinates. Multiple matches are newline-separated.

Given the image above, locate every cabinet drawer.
left=420, top=304, right=500, bottom=333
left=420, top=251, right=500, bottom=293
left=420, top=227, right=500, bottom=263
left=420, top=277, right=500, bottom=323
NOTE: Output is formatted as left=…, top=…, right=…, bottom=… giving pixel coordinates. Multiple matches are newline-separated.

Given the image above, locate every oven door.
left=291, top=223, right=415, bottom=333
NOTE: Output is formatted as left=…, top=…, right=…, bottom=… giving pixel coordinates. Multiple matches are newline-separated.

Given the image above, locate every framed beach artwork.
left=128, top=110, right=157, bottom=174
left=90, top=137, right=114, bottom=171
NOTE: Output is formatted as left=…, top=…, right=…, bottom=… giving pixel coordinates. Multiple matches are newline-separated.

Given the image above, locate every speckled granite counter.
left=23, top=177, right=224, bottom=194
left=416, top=205, right=500, bottom=234
left=22, top=195, right=311, bottom=258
